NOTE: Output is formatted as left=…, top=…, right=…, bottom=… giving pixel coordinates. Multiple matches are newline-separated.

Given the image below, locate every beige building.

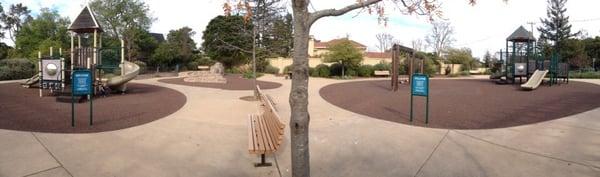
left=269, top=36, right=393, bottom=73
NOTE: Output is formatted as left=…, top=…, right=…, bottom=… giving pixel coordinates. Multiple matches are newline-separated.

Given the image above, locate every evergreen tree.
left=483, top=51, right=492, bottom=68
left=202, top=15, right=253, bottom=68
left=537, top=0, right=580, bottom=50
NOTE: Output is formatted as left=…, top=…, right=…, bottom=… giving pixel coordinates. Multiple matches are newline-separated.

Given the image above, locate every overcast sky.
left=2, top=0, right=599, bottom=58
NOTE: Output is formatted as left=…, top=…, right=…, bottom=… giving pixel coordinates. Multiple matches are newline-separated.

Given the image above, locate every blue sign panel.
left=72, top=70, right=92, bottom=95
left=411, top=74, right=429, bottom=97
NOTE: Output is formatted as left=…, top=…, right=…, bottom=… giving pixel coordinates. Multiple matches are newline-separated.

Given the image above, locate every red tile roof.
left=365, top=52, right=392, bottom=58
left=314, top=38, right=367, bottom=49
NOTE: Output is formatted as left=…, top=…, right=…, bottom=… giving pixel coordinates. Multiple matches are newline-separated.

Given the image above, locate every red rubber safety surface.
left=0, top=83, right=186, bottom=133
left=319, top=79, right=600, bottom=129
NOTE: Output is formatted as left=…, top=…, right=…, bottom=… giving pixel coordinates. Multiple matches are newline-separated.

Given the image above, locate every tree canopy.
left=167, top=27, right=197, bottom=65
left=538, top=0, right=579, bottom=49
left=323, top=39, right=363, bottom=69
left=202, top=15, right=253, bottom=68
left=90, top=0, right=154, bottom=60
left=15, top=8, right=69, bottom=59
left=1, top=3, right=32, bottom=43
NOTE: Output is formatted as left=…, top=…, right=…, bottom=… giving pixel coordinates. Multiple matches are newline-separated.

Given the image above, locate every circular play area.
left=158, top=74, right=282, bottom=90
left=320, top=79, right=600, bottom=129
left=0, top=83, right=186, bottom=133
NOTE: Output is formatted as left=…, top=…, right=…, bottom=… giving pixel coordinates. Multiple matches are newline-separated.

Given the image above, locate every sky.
left=1, top=0, right=600, bottom=59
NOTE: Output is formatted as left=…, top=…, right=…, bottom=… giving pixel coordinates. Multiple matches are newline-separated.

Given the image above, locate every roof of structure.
left=150, top=33, right=165, bottom=43
left=364, top=52, right=392, bottom=58
left=68, top=6, right=103, bottom=33
left=314, top=38, right=367, bottom=49
left=507, top=26, right=535, bottom=42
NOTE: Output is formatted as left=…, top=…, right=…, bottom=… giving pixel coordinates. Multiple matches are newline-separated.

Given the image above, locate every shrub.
left=283, top=65, right=293, bottom=73
left=329, top=63, right=344, bottom=76
left=357, top=65, right=374, bottom=77
left=0, top=59, right=36, bottom=80
left=133, top=61, right=147, bottom=74
left=264, top=65, right=280, bottom=74
left=243, top=71, right=264, bottom=79
left=373, top=61, right=391, bottom=71
left=569, top=71, right=600, bottom=79
left=187, top=61, right=199, bottom=70
left=196, top=56, right=216, bottom=66
left=309, top=67, right=316, bottom=77
left=460, top=71, right=470, bottom=76
left=346, top=68, right=357, bottom=76
left=226, top=67, right=243, bottom=74
left=314, top=64, right=330, bottom=77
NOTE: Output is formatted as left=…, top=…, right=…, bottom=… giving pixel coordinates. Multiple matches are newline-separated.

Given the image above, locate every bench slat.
left=252, top=115, right=266, bottom=154
left=264, top=112, right=283, bottom=148
left=247, top=114, right=255, bottom=153
left=258, top=115, right=276, bottom=152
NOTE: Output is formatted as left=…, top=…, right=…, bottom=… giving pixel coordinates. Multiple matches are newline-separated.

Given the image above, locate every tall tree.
left=537, top=0, right=579, bottom=50
left=265, top=13, right=294, bottom=57
left=1, top=3, right=32, bottom=43
left=90, top=0, right=155, bottom=60
left=412, top=39, right=424, bottom=52
left=249, top=0, right=285, bottom=49
left=483, top=50, right=492, bottom=68
left=538, top=0, right=580, bottom=49
left=375, top=33, right=394, bottom=52
left=167, top=27, right=197, bottom=65
left=425, top=21, right=454, bottom=57
left=202, top=15, right=253, bottom=68
left=130, top=28, right=159, bottom=62
left=15, top=8, right=70, bottom=59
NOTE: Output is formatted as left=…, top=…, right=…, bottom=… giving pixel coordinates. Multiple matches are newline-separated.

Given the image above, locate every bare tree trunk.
left=290, top=1, right=311, bottom=177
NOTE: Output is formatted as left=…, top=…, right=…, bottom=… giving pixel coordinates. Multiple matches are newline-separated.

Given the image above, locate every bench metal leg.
left=254, top=154, right=272, bottom=167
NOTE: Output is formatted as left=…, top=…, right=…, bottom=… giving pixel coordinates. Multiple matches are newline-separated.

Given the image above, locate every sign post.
left=410, top=73, right=430, bottom=124
left=72, top=69, right=93, bottom=127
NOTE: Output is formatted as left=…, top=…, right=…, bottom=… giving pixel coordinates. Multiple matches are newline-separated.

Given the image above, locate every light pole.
left=252, top=27, right=257, bottom=98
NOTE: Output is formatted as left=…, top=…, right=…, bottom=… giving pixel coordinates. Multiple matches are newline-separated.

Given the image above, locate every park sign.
left=71, top=69, right=94, bottom=127
left=411, top=74, right=429, bottom=96
left=72, top=70, right=92, bottom=95
left=410, top=74, right=430, bottom=124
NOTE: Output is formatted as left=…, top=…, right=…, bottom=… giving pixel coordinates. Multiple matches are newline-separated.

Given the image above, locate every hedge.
left=0, top=59, right=36, bottom=80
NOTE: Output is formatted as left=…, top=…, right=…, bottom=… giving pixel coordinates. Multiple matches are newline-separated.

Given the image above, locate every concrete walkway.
left=0, top=76, right=598, bottom=177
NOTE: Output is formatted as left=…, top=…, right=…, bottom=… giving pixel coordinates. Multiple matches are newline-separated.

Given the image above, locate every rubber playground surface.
left=157, top=74, right=282, bottom=90
left=0, top=83, right=186, bottom=133
left=320, top=79, right=600, bottom=129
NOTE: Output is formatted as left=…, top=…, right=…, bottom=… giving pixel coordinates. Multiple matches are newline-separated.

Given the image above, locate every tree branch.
left=308, top=0, right=383, bottom=26
left=215, top=38, right=253, bottom=54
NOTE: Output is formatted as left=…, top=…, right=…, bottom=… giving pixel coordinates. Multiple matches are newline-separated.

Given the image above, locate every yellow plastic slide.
left=521, top=70, right=548, bottom=90
left=104, top=61, right=140, bottom=92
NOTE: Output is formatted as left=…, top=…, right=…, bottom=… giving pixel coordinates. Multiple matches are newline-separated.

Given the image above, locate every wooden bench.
left=374, top=70, right=390, bottom=77
left=248, top=85, right=285, bottom=166
left=197, top=66, right=210, bottom=71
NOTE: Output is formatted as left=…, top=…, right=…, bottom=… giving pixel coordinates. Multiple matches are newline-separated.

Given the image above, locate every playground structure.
left=21, top=6, right=139, bottom=97
left=390, top=44, right=424, bottom=91
left=491, top=26, right=569, bottom=88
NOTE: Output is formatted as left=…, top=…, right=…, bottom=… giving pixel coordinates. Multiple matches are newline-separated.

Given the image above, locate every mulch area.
left=319, top=79, right=600, bottom=129
left=0, top=83, right=186, bottom=133
left=157, top=74, right=282, bottom=90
